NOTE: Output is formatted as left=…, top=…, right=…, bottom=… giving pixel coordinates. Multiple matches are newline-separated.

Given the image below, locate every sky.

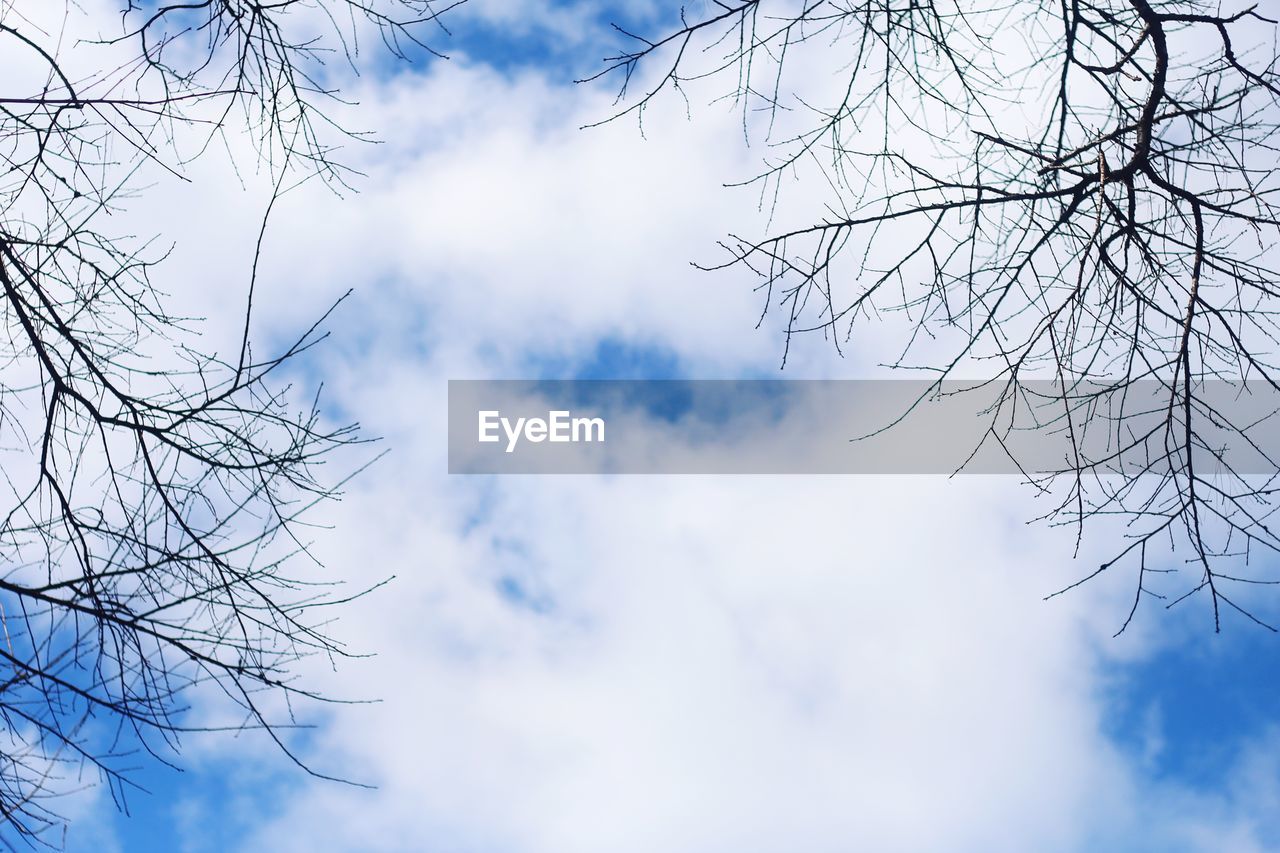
left=2, top=1, right=1279, bottom=851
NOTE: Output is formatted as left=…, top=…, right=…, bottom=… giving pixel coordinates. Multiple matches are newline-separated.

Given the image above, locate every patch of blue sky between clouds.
left=520, top=334, right=785, bottom=427
left=528, top=336, right=682, bottom=381
left=69, top=752, right=287, bottom=853
left=85, top=670, right=352, bottom=852
left=442, top=3, right=611, bottom=78
left=1103, top=616, right=1280, bottom=803
left=347, top=0, right=672, bottom=83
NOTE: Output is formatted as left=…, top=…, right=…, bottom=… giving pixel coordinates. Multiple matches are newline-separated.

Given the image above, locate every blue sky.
left=1106, top=623, right=1280, bottom=791
left=19, top=1, right=1280, bottom=850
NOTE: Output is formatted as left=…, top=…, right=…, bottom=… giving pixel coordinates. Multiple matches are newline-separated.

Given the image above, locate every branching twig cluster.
left=600, top=1, right=1280, bottom=632
left=0, top=1, right=459, bottom=844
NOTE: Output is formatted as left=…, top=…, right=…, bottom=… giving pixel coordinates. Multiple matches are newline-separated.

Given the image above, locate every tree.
left=0, top=1, right=459, bottom=844
left=593, top=1, right=1280, bottom=632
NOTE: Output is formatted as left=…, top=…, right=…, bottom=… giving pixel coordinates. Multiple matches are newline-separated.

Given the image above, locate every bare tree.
left=0, top=1, right=459, bottom=844
left=590, top=1, right=1280, bottom=632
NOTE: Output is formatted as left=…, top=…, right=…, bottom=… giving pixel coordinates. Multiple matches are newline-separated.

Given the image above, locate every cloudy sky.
left=6, top=1, right=1279, bottom=850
